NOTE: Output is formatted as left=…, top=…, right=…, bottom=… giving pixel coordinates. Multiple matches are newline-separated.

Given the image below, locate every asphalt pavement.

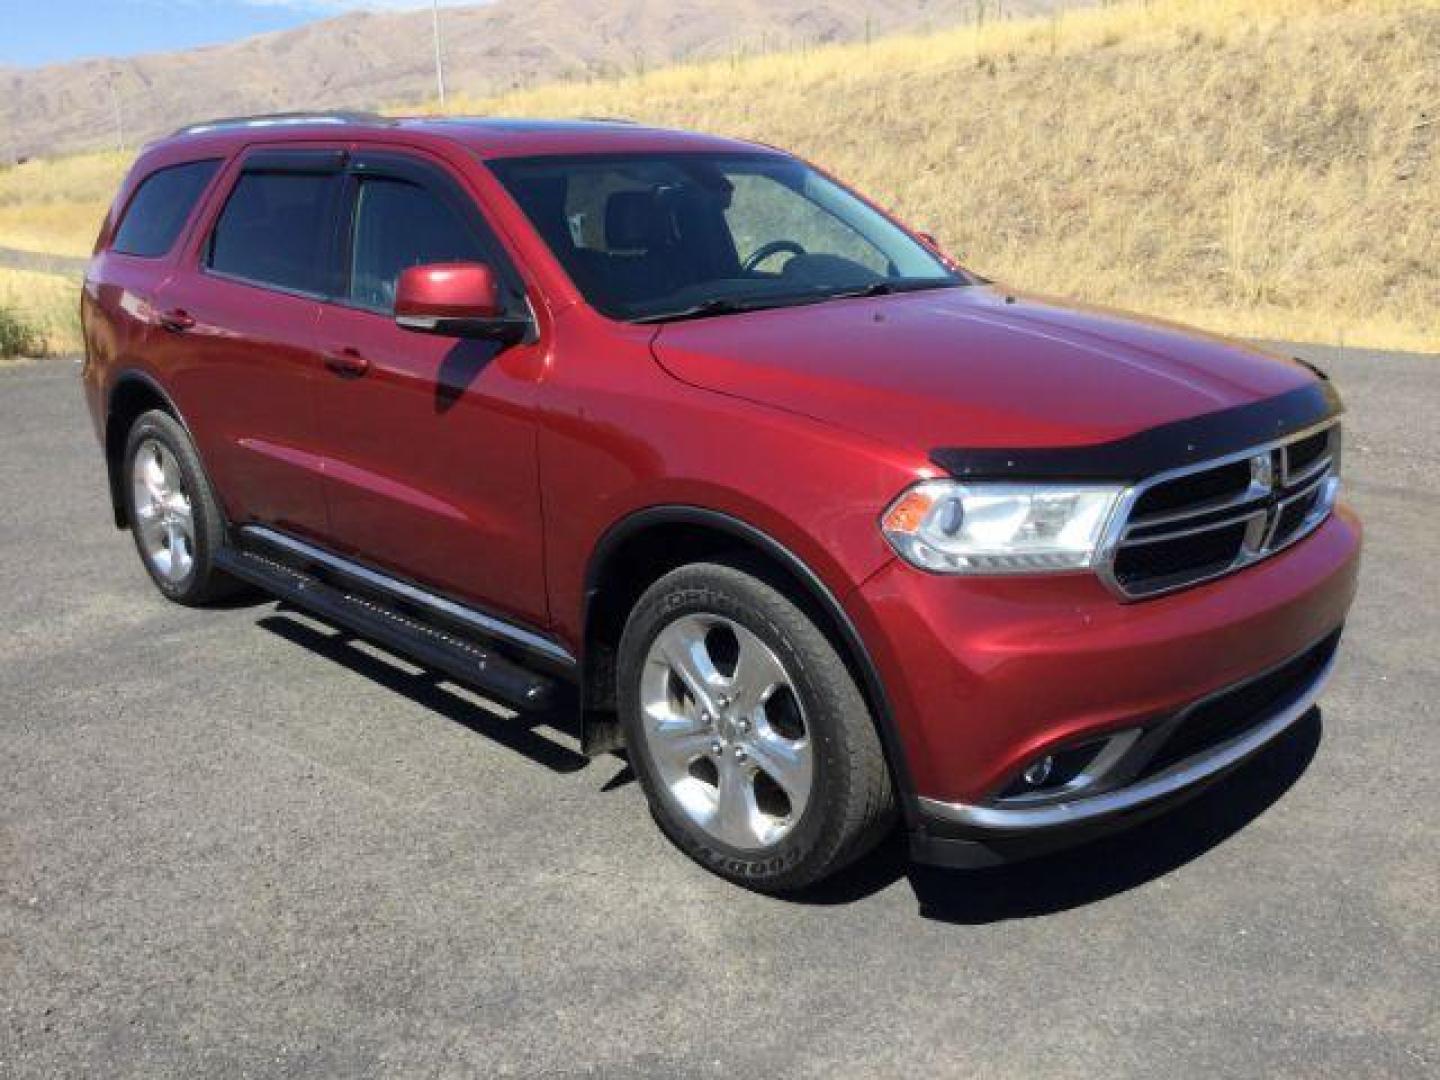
left=2, top=344, right=1436, bottom=1078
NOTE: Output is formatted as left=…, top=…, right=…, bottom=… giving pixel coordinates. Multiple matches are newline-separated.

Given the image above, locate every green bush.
left=0, top=302, right=44, bottom=358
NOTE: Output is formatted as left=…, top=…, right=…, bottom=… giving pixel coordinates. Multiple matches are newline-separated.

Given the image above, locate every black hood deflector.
left=930, top=380, right=1342, bottom=482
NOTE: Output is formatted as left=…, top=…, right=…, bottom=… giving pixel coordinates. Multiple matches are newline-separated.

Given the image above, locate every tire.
left=122, top=409, right=238, bottom=606
left=618, top=561, right=895, bottom=892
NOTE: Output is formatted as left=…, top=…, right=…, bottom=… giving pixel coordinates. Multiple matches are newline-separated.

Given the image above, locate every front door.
left=310, top=151, right=549, bottom=628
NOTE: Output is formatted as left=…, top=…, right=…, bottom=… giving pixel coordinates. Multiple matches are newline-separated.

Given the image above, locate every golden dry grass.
left=440, top=0, right=1439, bottom=351
left=0, top=268, right=83, bottom=357
left=0, top=0, right=1434, bottom=351
left=0, top=150, right=128, bottom=257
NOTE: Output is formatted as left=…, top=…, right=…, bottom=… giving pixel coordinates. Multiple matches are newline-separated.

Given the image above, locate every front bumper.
left=849, top=505, right=1361, bottom=864
left=911, top=629, right=1336, bottom=867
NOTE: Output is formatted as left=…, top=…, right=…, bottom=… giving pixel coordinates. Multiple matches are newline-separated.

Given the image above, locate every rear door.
left=149, top=146, right=345, bottom=539
left=310, top=150, right=549, bottom=626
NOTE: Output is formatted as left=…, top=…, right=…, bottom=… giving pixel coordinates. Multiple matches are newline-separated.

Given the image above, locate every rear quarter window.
left=111, top=160, right=221, bottom=258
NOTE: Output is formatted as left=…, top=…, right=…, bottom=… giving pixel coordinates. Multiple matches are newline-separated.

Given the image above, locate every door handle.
left=323, top=348, right=370, bottom=378
left=157, top=308, right=196, bottom=333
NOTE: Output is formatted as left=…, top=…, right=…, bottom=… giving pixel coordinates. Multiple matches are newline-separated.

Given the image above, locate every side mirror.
left=394, top=262, right=528, bottom=341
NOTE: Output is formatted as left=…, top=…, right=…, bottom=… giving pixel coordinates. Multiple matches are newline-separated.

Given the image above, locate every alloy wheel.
left=639, top=613, right=814, bottom=850
left=130, top=437, right=195, bottom=584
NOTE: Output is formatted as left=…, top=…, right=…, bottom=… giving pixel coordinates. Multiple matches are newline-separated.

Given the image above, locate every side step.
left=215, top=548, right=558, bottom=710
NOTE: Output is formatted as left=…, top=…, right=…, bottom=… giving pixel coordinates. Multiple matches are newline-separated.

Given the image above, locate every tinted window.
left=491, top=153, right=958, bottom=321
left=111, top=160, right=220, bottom=258
left=348, top=177, right=485, bottom=311
left=207, top=171, right=340, bottom=295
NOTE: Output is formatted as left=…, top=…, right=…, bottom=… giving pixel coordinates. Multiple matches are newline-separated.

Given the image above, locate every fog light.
left=1022, top=756, right=1055, bottom=787
left=997, top=729, right=1143, bottom=802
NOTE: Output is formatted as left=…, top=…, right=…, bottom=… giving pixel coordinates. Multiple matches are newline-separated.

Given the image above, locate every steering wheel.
left=742, top=240, right=807, bottom=275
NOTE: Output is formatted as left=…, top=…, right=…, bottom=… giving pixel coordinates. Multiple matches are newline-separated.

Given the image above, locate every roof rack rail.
left=174, top=111, right=391, bottom=136
left=576, top=116, right=639, bottom=125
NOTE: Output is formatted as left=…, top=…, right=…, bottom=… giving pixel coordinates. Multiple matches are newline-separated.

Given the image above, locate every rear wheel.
left=123, top=409, right=237, bottom=606
left=618, top=561, right=895, bottom=892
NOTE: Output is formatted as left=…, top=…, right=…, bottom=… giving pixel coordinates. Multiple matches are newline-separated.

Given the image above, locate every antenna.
left=432, top=0, right=447, bottom=110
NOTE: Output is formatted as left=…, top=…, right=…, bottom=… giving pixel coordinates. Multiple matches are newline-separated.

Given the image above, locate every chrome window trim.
left=1095, top=417, right=1340, bottom=601
left=918, top=635, right=1338, bottom=831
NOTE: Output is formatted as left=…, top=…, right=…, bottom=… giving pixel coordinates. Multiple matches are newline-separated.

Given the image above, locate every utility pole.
left=0, top=98, right=17, bottom=166
left=431, top=0, right=447, bottom=110
left=107, top=70, right=126, bottom=152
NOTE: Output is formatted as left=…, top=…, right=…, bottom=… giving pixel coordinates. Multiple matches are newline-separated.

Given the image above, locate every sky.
left=0, top=1, right=477, bottom=68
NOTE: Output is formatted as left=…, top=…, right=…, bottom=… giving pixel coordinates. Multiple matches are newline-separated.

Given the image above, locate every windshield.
left=488, top=152, right=963, bottom=322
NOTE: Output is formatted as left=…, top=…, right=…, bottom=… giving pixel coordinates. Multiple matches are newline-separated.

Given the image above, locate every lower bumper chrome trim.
left=918, top=645, right=1338, bottom=832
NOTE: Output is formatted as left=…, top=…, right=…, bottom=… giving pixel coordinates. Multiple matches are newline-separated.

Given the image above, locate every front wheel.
left=618, top=562, right=895, bottom=892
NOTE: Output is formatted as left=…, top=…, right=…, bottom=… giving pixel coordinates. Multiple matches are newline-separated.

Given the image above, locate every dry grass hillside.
left=0, top=0, right=1434, bottom=355
left=1, top=0, right=1072, bottom=161
left=0, top=151, right=130, bottom=257
left=0, top=152, right=129, bottom=355
left=446, top=0, right=1438, bottom=351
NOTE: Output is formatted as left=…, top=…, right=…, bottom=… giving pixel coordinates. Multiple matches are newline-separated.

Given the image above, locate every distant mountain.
left=0, top=0, right=1077, bottom=160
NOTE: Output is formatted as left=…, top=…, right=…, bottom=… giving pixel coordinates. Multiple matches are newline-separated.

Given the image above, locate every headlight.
left=881, top=480, right=1125, bottom=574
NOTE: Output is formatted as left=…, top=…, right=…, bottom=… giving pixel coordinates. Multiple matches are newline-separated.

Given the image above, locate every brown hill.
left=0, top=0, right=1076, bottom=160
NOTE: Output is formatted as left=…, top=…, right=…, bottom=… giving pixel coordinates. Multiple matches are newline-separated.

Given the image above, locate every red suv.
left=81, top=114, right=1360, bottom=891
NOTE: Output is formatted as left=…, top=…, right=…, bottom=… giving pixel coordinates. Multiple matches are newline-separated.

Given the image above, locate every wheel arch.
left=104, top=370, right=192, bottom=529
left=580, top=505, right=918, bottom=823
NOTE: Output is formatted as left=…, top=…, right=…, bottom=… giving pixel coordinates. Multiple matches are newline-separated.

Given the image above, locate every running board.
left=215, top=547, right=559, bottom=710
left=238, top=524, right=575, bottom=672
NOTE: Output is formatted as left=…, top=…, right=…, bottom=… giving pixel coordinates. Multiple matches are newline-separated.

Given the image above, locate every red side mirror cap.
left=394, top=262, right=529, bottom=341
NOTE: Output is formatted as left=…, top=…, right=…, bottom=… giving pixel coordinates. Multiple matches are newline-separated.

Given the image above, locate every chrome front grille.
left=1100, top=421, right=1341, bottom=599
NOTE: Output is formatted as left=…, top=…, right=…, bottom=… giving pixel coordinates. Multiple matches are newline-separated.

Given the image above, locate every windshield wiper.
left=821, top=279, right=961, bottom=302
left=632, top=279, right=962, bottom=324
left=631, top=298, right=744, bottom=324
left=631, top=295, right=820, bottom=325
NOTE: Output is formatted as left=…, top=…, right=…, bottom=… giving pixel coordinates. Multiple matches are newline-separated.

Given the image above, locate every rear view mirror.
left=394, top=262, right=528, bottom=341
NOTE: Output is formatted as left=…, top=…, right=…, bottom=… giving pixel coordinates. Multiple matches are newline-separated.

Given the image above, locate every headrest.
left=605, top=190, right=664, bottom=251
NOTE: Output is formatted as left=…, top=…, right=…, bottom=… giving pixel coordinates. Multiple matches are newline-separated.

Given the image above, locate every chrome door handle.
left=323, top=349, right=370, bottom=377
left=158, top=308, right=196, bottom=333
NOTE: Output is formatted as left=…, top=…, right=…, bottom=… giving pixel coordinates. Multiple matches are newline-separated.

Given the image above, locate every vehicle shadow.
left=799, top=710, right=1324, bottom=924
left=256, top=609, right=591, bottom=774
left=248, top=604, right=1323, bottom=922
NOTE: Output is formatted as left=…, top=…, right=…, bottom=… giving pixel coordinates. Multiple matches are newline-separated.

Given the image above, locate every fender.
left=582, top=505, right=920, bottom=825
left=104, top=368, right=202, bottom=528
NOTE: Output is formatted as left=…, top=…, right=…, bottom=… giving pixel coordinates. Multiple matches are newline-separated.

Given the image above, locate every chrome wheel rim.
left=639, top=614, right=813, bottom=850
left=130, top=438, right=195, bottom=584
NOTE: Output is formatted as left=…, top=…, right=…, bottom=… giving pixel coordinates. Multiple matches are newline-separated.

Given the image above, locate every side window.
left=348, top=177, right=485, bottom=311
left=111, top=160, right=220, bottom=258
left=207, top=170, right=340, bottom=295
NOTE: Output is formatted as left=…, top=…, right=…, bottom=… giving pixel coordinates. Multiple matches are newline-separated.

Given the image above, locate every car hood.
left=649, top=286, right=1316, bottom=458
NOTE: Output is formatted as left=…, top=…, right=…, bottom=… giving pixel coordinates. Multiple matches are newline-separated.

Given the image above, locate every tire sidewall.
left=618, top=566, right=867, bottom=890
left=122, top=412, right=217, bottom=602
